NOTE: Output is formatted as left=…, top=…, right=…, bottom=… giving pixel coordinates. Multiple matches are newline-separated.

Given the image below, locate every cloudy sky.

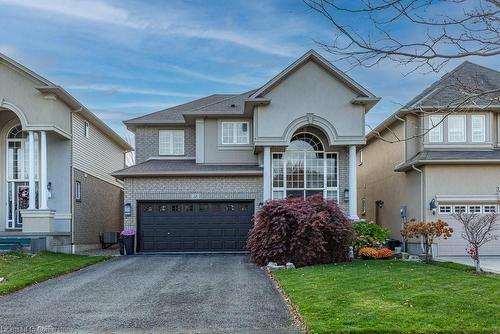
left=0, top=0, right=498, bottom=139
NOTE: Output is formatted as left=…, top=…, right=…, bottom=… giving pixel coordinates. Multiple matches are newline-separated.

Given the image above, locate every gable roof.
left=249, top=49, right=378, bottom=102
left=366, top=61, right=500, bottom=141
left=404, top=61, right=500, bottom=109
left=0, top=52, right=132, bottom=151
left=124, top=50, right=380, bottom=128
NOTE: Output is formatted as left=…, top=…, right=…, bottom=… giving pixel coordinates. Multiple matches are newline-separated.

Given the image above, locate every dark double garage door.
left=137, top=201, right=255, bottom=252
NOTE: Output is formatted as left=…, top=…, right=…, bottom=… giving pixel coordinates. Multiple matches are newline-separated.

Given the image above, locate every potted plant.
left=121, top=228, right=136, bottom=255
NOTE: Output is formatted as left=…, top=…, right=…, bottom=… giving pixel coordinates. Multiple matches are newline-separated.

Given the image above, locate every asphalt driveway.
left=0, top=255, right=300, bottom=333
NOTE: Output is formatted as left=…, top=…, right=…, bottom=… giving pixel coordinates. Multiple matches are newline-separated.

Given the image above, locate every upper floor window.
left=471, top=115, right=486, bottom=143
left=84, top=121, right=90, bottom=138
left=447, top=115, right=466, bottom=142
left=428, top=115, right=443, bottom=143
left=221, top=122, right=249, bottom=144
left=159, top=130, right=184, bottom=155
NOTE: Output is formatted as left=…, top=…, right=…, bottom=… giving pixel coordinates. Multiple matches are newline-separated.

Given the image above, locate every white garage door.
left=437, top=204, right=500, bottom=256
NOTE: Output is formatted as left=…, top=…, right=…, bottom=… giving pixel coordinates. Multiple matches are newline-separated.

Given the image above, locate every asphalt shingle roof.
left=124, top=90, right=256, bottom=125
left=112, top=159, right=263, bottom=179
left=395, top=150, right=500, bottom=172
left=405, top=61, right=500, bottom=109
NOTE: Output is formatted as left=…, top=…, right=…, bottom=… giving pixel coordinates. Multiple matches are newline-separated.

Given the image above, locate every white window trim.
left=428, top=115, right=443, bottom=143
left=438, top=205, right=452, bottom=214
left=468, top=205, right=482, bottom=214
left=483, top=205, right=497, bottom=213
left=159, top=130, right=185, bottom=156
left=447, top=115, right=466, bottom=143
left=471, top=114, right=486, bottom=143
left=453, top=205, right=467, bottom=213
left=221, top=121, right=249, bottom=145
left=84, top=121, right=90, bottom=138
left=271, top=151, right=339, bottom=201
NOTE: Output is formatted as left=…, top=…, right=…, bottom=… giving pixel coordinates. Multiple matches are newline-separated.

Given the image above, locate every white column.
left=348, top=145, right=358, bottom=220
left=263, top=146, right=271, bottom=202
left=40, top=131, right=48, bottom=209
left=28, top=130, right=36, bottom=210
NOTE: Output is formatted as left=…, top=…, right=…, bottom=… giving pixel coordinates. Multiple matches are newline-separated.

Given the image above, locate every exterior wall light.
left=343, top=189, right=349, bottom=202
left=124, top=203, right=132, bottom=217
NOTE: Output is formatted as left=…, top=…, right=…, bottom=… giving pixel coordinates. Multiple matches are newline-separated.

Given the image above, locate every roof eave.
left=395, top=159, right=500, bottom=172
left=112, top=170, right=264, bottom=180
left=36, top=86, right=132, bottom=151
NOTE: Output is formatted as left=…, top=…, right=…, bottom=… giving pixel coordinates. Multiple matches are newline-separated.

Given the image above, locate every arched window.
left=8, top=125, right=27, bottom=139
left=271, top=132, right=338, bottom=201
left=288, top=132, right=324, bottom=151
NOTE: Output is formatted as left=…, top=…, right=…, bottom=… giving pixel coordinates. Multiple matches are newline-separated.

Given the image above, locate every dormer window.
left=159, top=130, right=184, bottom=155
left=221, top=122, right=249, bottom=144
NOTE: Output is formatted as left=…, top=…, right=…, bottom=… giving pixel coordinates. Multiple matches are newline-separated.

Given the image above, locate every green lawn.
left=0, top=251, right=110, bottom=295
left=273, top=260, right=500, bottom=334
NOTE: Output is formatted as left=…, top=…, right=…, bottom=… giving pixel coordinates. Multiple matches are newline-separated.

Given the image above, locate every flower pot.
left=123, top=235, right=135, bottom=255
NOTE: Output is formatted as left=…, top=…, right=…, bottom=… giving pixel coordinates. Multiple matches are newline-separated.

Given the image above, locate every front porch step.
left=0, top=237, right=44, bottom=252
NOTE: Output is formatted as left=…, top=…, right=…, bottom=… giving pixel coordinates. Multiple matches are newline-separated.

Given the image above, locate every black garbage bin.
left=118, top=235, right=125, bottom=255
left=123, top=235, right=135, bottom=255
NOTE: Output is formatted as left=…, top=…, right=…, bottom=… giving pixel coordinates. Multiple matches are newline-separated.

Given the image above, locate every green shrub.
left=353, top=221, right=390, bottom=252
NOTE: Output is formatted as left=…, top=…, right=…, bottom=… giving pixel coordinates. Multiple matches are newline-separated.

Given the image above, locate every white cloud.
left=0, top=0, right=299, bottom=57
left=0, top=0, right=141, bottom=27
left=67, top=84, right=201, bottom=98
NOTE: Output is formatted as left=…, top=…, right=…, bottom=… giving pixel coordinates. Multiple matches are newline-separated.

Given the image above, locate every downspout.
left=70, top=111, right=76, bottom=254
left=412, top=164, right=425, bottom=253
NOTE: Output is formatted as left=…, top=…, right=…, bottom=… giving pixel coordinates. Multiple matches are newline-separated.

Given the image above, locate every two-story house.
left=357, top=61, right=500, bottom=256
left=0, top=52, right=131, bottom=252
left=113, top=50, right=380, bottom=253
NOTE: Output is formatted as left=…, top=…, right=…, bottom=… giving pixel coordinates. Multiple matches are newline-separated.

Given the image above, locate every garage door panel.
left=438, top=214, right=500, bottom=256
left=138, top=201, right=254, bottom=252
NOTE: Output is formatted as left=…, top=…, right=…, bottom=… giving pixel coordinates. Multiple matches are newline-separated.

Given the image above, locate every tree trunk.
left=475, top=246, right=481, bottom=273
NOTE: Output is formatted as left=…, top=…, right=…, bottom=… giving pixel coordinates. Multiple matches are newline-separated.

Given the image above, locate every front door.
left=5, top=125, right=38, bottom=230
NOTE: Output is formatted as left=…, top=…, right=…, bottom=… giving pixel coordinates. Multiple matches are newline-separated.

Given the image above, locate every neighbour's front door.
left=5, top=125, right=38, bottom=230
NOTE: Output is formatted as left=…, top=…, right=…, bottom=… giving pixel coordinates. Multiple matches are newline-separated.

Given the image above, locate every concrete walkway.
left=437, top=256, right=500, bottom=274
left=0, top=254, right=300, bottom=333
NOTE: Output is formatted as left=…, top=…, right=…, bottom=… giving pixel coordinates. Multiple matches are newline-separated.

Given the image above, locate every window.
left=221, top=122, right=249, bottom=144
left=448, top=115, right=466, bottom=142
left=453, top=205, right=467, bottom=213
left=271, top=132, right=338, bottom=200
left=75, top=181, right=81, bottom=201
left=439, top=205, right=452, bottom=214
left=84, top=121, right=89, bottom=138
left=159, top=130, right=184, bottom=155
left=159, top=205, right=168, bottom=212
left=358, top=150, right=363, bottom=165
left=471, top=115, right=486, bottom=143
left=484, top=205, right=497, bottom=213
left=171, top=205, right=180, bottom=212
left=428, top=115, right=443, bottom=143
left=468, top=205, right=482, bottom=214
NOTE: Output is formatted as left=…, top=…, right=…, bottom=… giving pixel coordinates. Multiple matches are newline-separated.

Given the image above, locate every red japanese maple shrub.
left=247, top=194, right=354, bottom=267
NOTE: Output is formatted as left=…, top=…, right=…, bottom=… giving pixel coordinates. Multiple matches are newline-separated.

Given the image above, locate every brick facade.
left=135, top=126, right=196, bottom=163
left=74, top=168, right=124, bottom=245
left=123, top=176, right=263, bottom=229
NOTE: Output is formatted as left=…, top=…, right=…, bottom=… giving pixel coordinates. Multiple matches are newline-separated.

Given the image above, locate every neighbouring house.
left=113, top=50, right=380, bottom=253
left=0, top=52, right=132, bottom=253
left=357, top=61, right=500, bottom=256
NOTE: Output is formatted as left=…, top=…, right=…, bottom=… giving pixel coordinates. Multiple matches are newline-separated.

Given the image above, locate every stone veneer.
left=123, top=176, right=263, bottom=229
left=135, top=126, right=196, bottom=164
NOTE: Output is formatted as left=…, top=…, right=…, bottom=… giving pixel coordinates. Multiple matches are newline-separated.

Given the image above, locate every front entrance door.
left=5, top=125, right=38, bottom=230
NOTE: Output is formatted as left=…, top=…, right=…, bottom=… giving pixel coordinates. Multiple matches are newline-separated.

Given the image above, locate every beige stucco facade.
left=0, top=53, right=129, bottom=253
left=357, top=121, right=422, bottom=239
